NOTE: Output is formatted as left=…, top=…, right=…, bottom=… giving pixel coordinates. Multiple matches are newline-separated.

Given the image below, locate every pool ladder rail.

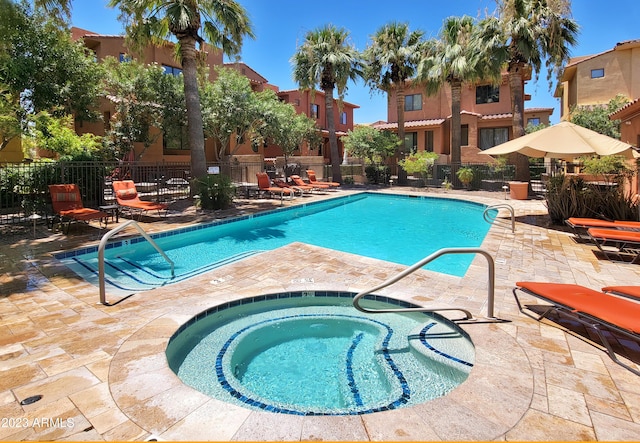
left=98, top=220, right=174, bottom=305
left=483, top=203, right=515, bottom=233
left=353, top=247, right=509, bottom=324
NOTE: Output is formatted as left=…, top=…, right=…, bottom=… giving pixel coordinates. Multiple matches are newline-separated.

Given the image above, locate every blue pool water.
left=56, top=193, right=495, bottom=293
left=166, top=292, right=475, bottom=415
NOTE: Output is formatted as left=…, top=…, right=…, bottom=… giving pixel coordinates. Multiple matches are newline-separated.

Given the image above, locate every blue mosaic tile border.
left=168, top=291, right=472, bottom=416
left=215, top=312, right=411, bottom=416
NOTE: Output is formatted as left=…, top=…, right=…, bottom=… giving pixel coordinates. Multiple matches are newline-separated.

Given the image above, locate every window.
left=119, top=53, right=132, bottom=63
left=591, top=68, right=604, bottom=78
left=404, top=94, right=422, bottom=111
left=162, top=65, right=182, bottom=76
left=340, top=112, right=347, bottom=125
left=476, top=85, right=499, bottom=104
left=103, top=111, right=111, bottom=132
left=461, top=125, right=469, bottom=146
left=527, top=117, right=541, bottom=126
left=163, top=123, right=188, bottom=151
left=311, top=104, right=320, bottom=119
left=404, top=132, right=418, bottom=153
left=479, top=127, right=509, bottom=150
left=425, top=131, right=434, bottom=152
left=294, top=99, right=300, bottom=106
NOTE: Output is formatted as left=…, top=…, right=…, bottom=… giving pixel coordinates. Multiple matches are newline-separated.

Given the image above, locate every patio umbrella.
left=480, top=121, right=639, bottom=160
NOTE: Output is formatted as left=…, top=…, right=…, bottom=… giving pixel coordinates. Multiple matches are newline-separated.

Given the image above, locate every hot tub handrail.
left=353, top=247, right=495, bottom=320
left=484, top=203, right=515, bottom=233
left=98, top=219, right=175, bottom=305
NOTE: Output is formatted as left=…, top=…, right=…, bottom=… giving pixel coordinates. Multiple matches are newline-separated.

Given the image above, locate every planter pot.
left=509, top=181, right=529, bottom=200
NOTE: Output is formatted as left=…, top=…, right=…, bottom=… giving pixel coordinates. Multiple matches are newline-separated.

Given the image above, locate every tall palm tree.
left=418, top=16, right=497, bottom=165
left=363, top=22, right=424, bottom=179
left=291, top=25, right=361, bottom=183
left=479, top=0, right=578, bottom=181
left=109, top=0, right=254, bottom=180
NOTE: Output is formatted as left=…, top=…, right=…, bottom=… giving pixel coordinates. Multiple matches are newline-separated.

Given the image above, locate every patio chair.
left=513, top=281, right=640, bottom=376
left=112, top=180, right=168, bottom=219
left=602, top=286, right=640, bottom=301
left=272, top=178, right=312, bottom=196
left=565, top=217, right=640, bottom=240
left=587, top=228, right=640, bottom=264
left=306, top=170, right=340, bottom=188
left=290, top=174, right=329, bottom=191
left=48, top=184, right=109, bottom=234
left=256, top=173, right=294, bottom=199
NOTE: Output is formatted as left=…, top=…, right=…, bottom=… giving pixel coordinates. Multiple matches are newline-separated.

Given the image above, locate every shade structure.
left=480, top=121, right=639, bottom=160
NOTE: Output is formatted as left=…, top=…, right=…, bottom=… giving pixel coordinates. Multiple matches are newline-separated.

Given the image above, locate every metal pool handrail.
left=353, top=247, right=496, bottom=320
left=484, top=203, right=515, bottom=233
left=98, top=219, right=175, bottom=305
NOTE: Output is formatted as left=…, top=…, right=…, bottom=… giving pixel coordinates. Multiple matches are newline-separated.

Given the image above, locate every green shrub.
left=195, top=174, right=235, bottom=210
left=456, top=167, right=474, bottom=188
left=364, top=165, right=390, bottom=184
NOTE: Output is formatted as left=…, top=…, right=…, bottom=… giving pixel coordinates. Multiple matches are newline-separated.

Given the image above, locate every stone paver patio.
left=1, top=187, right=639, bottom=441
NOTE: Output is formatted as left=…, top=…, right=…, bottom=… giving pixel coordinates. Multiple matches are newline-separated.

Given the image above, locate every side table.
left=99, top=204, right=119, bottom=223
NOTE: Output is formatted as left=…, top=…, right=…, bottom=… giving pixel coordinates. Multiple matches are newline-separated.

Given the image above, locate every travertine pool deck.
left=1, top=187, right=640, bottom=441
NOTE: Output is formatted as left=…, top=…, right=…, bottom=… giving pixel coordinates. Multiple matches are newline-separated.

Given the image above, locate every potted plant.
left=456, top=167, right=474, bottom=189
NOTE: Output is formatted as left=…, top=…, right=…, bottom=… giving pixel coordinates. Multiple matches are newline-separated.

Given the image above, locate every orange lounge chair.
left=272, top=178, right=312, bottom=196
left=565, top=217, right=640, bottom=240
left=290, top=174, right=329, bottom=190
left=48, top=184, right=109, bottom=233
left=112, top=180, right=168, bottom=219
left=256, top=173, right=294, bottom=199
left=602, top=286, right=640, bottom=301
left=306, top=170, right=340, bottom=188
left=513, top=281, right=640, bottom=375
left=587, top=228, right=640, bottom=264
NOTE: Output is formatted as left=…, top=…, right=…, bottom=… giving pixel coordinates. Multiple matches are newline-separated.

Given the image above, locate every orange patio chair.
left=513, top=281, right=640, bottom=376
left=587, top=228, right=640, bottom=264
left=48, top=184, right=109, bottom=233
left=290, top=174, right=329, bottom=191
left=602, top=286, right=640, bottom=301
left=565, top=217, right=640, bottom=240
left=112, top=180, right=168, bottom=219
left=256, top=173, right=294, bottom=200
left=306, top=170, right=340, bottom=188
left=272, top=178, right=312, bottom=196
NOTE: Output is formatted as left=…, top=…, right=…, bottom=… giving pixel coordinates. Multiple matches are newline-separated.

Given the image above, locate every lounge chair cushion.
left=116, top=188, right=138, bottom=200
left=516, top=281, right=640, bottom=334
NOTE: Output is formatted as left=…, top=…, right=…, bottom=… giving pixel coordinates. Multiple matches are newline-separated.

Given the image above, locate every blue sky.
left=72, top=0, right=640, bottom=124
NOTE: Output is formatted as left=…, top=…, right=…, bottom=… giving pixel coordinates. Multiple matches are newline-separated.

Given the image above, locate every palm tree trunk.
left=180, top=36, right=207, bottom=180
left=396, top=84, right=407, bottom=184
left=450, top=79, right=462, bottom=165
left=508, top=61, right=530, bottom=183
left=324, top=87, right=342, bottom=183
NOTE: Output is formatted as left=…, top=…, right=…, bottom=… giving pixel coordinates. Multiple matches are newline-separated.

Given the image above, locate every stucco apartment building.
left=555, top=39, right=640, bottom=148
left=374, top=74, right=553, bottom=164
left=0, top=27, right=359, bottom=167
left=71, top=27, right=358, bottom=167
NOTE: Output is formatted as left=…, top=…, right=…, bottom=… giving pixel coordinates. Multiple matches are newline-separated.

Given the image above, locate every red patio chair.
left=48, top=184, right=109, bottom=233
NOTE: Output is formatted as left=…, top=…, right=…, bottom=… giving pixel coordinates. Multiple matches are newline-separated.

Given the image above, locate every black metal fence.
left=0, top=160, right=261, bottom=224
left=0, top=159, right=548, bottom=225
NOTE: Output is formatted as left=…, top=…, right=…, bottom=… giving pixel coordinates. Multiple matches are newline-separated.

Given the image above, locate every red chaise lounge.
left=48, top=184, right=109, bottom=233
left=112, top=180, right=168, bottom=219
left=513, top=281, right=640, bottom=375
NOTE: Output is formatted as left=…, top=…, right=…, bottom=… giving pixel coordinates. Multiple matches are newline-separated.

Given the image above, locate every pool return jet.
left=353, top=247, right=509, bottom=324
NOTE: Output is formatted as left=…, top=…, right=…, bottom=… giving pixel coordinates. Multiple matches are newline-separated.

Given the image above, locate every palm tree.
left=291, top=25, right=361, bottom=183
left=418, top=16, right=498, bottom=165
left=108, top=0, right=254, bottom=180
left=479, top=0, right=578, bottom=181
left=363, top=22, right=424, bottom=180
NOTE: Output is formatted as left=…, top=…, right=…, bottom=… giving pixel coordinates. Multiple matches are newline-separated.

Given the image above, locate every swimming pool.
left=166, top=291, right=475, bottom=415
left=55, top=193, right=495, bottom=294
